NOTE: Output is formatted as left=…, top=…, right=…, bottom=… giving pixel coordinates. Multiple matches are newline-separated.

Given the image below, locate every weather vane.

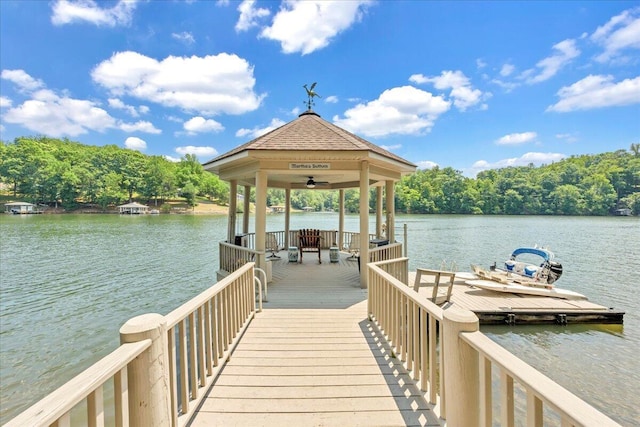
left=303, top=82, right=321, bottom=110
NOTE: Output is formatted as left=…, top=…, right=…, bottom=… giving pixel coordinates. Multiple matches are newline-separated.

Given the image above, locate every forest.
left=1, top=136, right=638, bottom=216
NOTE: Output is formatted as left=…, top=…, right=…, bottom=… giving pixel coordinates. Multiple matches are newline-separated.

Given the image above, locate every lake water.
left=0, top=213, right=638, bottom=425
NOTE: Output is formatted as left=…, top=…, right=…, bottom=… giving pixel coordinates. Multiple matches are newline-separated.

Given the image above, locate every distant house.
left=269, top=206, right=285, bottom=213
left=4, top=202, right=37, bottom=214
left=302, top=206, right=315, bottom=212
left=118, top=202, right=149, bottom=215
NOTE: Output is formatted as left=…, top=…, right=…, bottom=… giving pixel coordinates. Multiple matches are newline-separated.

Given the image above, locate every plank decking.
left=190, top=250, right=621, bottom=426
left=191, top=252, right=440, bottom=426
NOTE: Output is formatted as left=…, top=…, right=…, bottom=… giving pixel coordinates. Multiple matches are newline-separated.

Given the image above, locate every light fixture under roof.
left=306, top=178, right=316, bottom=189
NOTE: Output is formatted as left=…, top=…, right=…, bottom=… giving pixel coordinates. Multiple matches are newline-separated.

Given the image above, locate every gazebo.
left=203, top=109, right=416, bottom=288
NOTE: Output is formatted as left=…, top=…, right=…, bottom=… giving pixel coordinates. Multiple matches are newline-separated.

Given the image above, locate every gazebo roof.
left=118, top=202, right=148, bottom=208
left=203, top=110, right=416, bottom=189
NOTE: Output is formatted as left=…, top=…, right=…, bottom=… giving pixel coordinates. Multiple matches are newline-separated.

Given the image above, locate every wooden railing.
left=369, top=241, right=403, bottom=264
left=6, top=263, right=259, bottom=427
left=367, top=258, right=446, bottom=418
left=367, top=258, right=621, bottom=427
left=4, top=340, right=151, bottom=427
left=165, top=263, right=256, bottom=426
left=219, top=240, right=260, bottom=273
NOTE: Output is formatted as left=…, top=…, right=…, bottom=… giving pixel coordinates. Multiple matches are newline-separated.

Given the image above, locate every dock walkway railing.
left=367, top=258, right=621, bottom=427
left=5, top=263, right=257, bottom=427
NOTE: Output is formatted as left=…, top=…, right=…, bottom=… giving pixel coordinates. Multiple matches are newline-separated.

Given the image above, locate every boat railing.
left=5, top=263, right=258, bottom=427
left=367, top=258, right=621, bottom=426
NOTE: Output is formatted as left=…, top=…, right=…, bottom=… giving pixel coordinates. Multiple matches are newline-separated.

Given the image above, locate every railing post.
left=442, top=305, right=480, bottom=427
left=120, top=313, right=171, bottom=427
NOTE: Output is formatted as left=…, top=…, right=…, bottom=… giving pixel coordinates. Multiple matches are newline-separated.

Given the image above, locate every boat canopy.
left=510, top=247, right=553, bottom=261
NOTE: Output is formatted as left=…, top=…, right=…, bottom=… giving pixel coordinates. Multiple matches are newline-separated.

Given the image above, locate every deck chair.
left=298, top=229, right=322, bottom=264
left=266, top=233, right=281, bottom=259
left=345, top=233, right=360, bottom=260
left=413, top=268, right=456, bottom=305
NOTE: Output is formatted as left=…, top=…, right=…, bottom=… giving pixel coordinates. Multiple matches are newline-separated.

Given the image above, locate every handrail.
left=5, top=340, right=151, bottom=427
left=368, top=257, right=621, bottom=427
left=164, top=263, right=256, bottom=426
left=462, top=331, right=621, bottom=427
left=367, top=259, right=446, bottom=418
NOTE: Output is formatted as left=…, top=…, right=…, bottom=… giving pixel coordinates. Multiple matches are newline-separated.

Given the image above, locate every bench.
left=298, top=229, right=322, bottom=264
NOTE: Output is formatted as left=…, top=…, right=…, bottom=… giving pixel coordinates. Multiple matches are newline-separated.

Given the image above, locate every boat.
left=468, top=246, right=587, bottom=300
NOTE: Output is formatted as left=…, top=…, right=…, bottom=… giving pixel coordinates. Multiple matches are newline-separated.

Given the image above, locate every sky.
left=1, top=0, right=639, bottom=177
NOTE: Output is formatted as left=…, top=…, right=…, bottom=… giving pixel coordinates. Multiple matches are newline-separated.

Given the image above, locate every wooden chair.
left=298, top=229, right=322, bottom=264
left=413, top=268, right=456, bottom=305
left=345, top=233, right=360, bottom=260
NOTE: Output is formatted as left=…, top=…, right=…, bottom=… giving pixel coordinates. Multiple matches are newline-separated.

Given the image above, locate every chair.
left=345, top=233, right=360, bottom=260
left=266, top=233, right=281, bottom=259
left=413, top=268, right=456, bottom=305
left=298, top=229, right=322, bottom=264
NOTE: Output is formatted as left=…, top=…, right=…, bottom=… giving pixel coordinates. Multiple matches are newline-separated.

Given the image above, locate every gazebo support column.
left=376, top=187, right=383, bottom=238
left=227, top=180, right=238, bottom=243
left=254, top=171, right=267, bottom=272
left=386, top=180, right=395, bottom=243
left=243, top=185, right=251, bottom=234
left=338, top=189, right=345, bottom=250
left=359, top=161, right=370, bottom=289
left=285, top=189, right=291, bottom=248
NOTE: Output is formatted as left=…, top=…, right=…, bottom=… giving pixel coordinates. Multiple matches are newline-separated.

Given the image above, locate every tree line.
left=1, top=137, right=638, bottom=215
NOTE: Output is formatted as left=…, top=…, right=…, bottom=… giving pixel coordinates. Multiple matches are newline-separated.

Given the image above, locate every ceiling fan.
left=303, top=176, right=329, bottom=189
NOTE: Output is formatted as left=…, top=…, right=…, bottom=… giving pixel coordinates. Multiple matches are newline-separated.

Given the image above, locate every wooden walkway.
left=190, top=252, right=441, bottom=426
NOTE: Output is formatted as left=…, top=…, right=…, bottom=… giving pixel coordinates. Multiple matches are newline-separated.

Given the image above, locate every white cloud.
left=92, top=51, right=265, bottom=115
left=417, top=160, right=438, bottom=170
left=236, top=118, right=286, bottom=139
left=521, top=39, right=580, bottom=84
left=51, top=0, right=138, bottom=27
left=108, top=98, right=145, bottom=117
left=3, top=89, right=116, bottom=137
left=1, top=69, right=45, bottom=91
left=235, top=0, right=270, bottom=32
left=500, top=64, right=515, bottom=77
left=183, top=116, right=224, bottom=135
left=591, top=7, right=640, bottom=63
left=410, top=70, right=487, bottom=111
left=175, top=146, right=218, bottom=159
left=125, top=136, right=147, bottom=151
left=495, top=132, right=537, bottom=146
left=555, top=133, right=578, bottom=143
left=476, top=58, right=487, bottom=69
left=119, top=120, right=161, bottom=134
left=324, top=95, right=339, bottom=103
left=0, top=96, right=12, bottom=108
left=260, top=0, right=372, bottom=55
left=380, top=144, right=401, bottom=151
left=547, top=74, right=640, bottom=112
left=172, top=32, right=195, bottom=45
left=333, top=86, right=450, bottom=137
left=469, top=152, right=567, bottom=176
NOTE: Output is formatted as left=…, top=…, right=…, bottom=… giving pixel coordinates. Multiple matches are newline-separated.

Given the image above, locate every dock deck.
left=192, top=252, right=440, bottom=426
left=191, top=250, right=622, bottom=426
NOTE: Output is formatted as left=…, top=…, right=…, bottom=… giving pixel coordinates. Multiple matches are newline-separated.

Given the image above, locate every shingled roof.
left=204, top=110, right=416, bottom=168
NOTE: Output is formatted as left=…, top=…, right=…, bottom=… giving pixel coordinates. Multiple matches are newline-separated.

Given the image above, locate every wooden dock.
left=191, top=253, right=441, bottom=426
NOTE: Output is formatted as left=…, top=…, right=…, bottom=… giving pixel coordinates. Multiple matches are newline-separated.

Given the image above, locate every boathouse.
left=203, top=109, right=416, bottom=288
left=117, top=202, right=149, bottom=214
left=4, top=201, right=37, bottom=214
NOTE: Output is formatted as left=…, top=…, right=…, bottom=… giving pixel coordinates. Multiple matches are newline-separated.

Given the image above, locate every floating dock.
left=408, top=272, right=625, bottom=325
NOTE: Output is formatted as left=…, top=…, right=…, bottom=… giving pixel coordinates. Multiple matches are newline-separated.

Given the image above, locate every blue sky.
left=1, top=1, right=639, bottom=176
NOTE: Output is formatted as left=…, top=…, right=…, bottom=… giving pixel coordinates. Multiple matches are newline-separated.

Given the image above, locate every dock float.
left=408, top=272, right=624, bottom=325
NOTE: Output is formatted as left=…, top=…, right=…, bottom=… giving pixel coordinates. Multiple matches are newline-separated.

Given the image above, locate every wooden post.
left=120, top=313, right=171, bottom=427
left=243, top=185, right=251, bottom=234
left=359, top=161, right=369, bottom=289
left=442, top=305, right=480, bottom=427
left=385, top=180, right=395, bottom=243
left=338, top=189, right=344, bottom=250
